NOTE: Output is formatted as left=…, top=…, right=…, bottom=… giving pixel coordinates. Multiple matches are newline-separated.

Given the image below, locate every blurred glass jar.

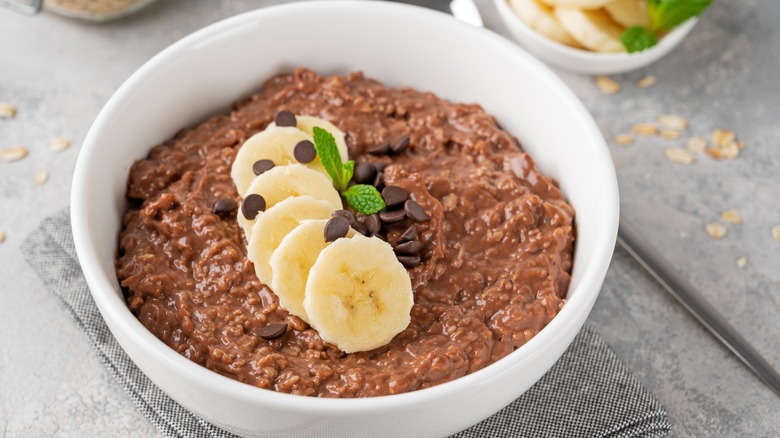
left=0, top=0, right=157, bottom=21
left=44, top=0, right=158, bottom=21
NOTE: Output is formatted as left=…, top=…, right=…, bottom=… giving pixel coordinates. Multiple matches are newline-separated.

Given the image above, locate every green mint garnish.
left=343, top=184, right=386, bottom=215
left=620, top=0, right=712, bottom=53
left=312, top=126, right=386, bottom=214
left=620, top=26, right=658, bottom=54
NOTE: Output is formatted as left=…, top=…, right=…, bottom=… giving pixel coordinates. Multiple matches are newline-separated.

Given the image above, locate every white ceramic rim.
left=71, top=0, right=619, bottom=416
left=493, top=0, right=698, bottom=61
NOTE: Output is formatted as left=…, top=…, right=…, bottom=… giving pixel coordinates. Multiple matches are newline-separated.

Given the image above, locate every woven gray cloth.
left=21, top=209, right=671, bottom=438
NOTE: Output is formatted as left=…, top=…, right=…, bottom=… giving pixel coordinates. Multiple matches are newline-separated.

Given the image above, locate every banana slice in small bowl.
left=495, top=0, right=700, bottom=74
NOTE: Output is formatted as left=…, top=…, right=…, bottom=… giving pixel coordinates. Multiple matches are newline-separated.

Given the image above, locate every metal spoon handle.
left=618, top=216, right=780, bottom=397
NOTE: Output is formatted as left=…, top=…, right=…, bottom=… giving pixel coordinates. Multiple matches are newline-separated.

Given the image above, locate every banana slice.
left=269, top=219, right=358, bottom=322
left=540, top=0, right=615, bottom=9
left=554, top=7, right=626, bottom=53
left=604, top=0, right=650, bottom=27
left=304, top=235, right=414, bottom=353
left=231, top=126, right=325, bottom=198
left=246, top=197, right=336, bottom=285
left=269, top=115, right=350, bottom=165
left=508, top=0, right=582, bottom=48
left=238, top=164, right=342, bottom=240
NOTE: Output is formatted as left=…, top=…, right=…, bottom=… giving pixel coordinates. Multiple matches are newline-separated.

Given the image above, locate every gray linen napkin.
left=21, top=209, right=671, bottom=438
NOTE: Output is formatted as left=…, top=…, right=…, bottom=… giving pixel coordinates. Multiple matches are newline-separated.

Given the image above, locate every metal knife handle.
left=618, top=216, right=780, bottom=397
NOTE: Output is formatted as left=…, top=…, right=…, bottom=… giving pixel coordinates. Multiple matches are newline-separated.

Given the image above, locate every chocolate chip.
left=373, top=172, right=385, bottom=190
left=397, top=255, right=421, bottom=268
left=379, top=208, right=407, bottom=224
left=324, top=216, right=350, bottom=242
left=259, top=323, right=288, bottom=340
left=398, top=225, right=418, bottom=243
left=293, top=140, right=316, bottom=163
left=394, top=240, right=423, bottom=255
left=332, top=209, right=357, bottom=226
left=382, top=186, right=408, bottom=207
left=374, top=162, right=388, bottom=173
left=352, top=221, right=369, bottom=236
left=252, top=159, right=275, bottom=176
left=404, top=199, right=429, bottom=222
left=213, top=198, right=238, bottom=216
left=275, top=110, right=296, bottom=127
left=391, top=136, right=410, bottom=154
left=368, top=142, right=391, bottom=155
left=353, top=162, right=377, bottom=184
left=241, top=194, right=266, bottom=220
left=364, top=214, right=381, bottom=235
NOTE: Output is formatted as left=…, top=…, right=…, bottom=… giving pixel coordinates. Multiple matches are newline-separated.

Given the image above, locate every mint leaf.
left=343, top=184, right=386, bottom=215
left=312, top=126, right=348, bottom=191
left=621, top=26, right=659, bottom=53
left=648, top=0, right=712, bottom=32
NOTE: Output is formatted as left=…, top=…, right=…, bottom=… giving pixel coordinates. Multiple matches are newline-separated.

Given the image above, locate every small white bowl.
left=493, top=0, right=697, bottom=75
left=71, top=1, right=619, bottom=436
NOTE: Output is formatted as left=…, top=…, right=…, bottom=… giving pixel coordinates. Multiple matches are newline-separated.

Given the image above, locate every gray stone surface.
left=0, top=0, right=777, bottom=436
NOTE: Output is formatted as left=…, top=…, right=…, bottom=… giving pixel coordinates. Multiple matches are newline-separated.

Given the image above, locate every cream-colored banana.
left=304, top=235, right=414, bottom=353
left=269, top=219, right=357, bottom=322
left=231, top=127, right=324, bottom=197
left=508, top=0, right=583, bottom=48
left=604, top=0, right=650, bottom=27
left=246, top=196, right=336, bottom=285
left=554, top=7, right=626, bottom=53
left=269, top=115, right=349, bottom=164
left=540, top=0, right=615, bottom=9
left=238, top=164, right=342, bottom=240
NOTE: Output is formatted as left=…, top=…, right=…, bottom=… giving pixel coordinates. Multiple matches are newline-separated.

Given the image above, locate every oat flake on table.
left=50, top=137, right=71, bottom=152
left=596, top=76, right=621, bottom=94
left=637, top=75, right=656, bottom=88
left=721, top=210, right=742, bottom=224
left=0, top=102, right=16, bottom=119
left=613, top=134, right=634, bottom=146
left=705, top=222, right=727, bottom=239
left=0, top=146, right=28, bottom=162
left=736, top=256, right=747, bottom=269
left=632, top=123, right=657, bottom=136
left=687, top=136, right=707, bottom=153
left=664, top=147, right=695, bottom=165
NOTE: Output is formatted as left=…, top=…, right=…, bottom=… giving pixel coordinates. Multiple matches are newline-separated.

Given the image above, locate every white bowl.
left=493, top=0, right=697, bottom=75
left=71, top=2, right=619, bottom=436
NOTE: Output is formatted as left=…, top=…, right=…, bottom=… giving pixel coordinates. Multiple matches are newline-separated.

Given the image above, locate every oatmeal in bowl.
left=117, top=69, right=575, bottom=397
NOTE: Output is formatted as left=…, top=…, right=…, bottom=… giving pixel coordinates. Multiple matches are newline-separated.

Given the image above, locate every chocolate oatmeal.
left=116, top=68, right=575, bottom=397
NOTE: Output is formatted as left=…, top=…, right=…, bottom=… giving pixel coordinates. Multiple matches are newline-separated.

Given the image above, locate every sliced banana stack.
left=229, top=112, right=414, bottom=353
left=508, top=0, right=652, bottom=53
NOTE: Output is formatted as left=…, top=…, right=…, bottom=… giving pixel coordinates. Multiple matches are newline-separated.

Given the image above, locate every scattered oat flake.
left=632, top=123, right=657, bottom=136
left=706, top=147, right=724, bottom=160
left=613, top=134, right=634, bottom=145
left=0, top=102, right=16, bottom=119
left=705, top=222, right=727, bottom=239
left=664, top=147, right=695, bottom=165
left=712, top=128, right=735, bottom=147
left=637, top=75, right=656, bottom=88
left=0, top=230, right=5, bottom=244
left=721, top=210, right=742, bottom=224
left=35, top=167, right=49, bottom=186
left=50, top=137, right=70, bottom=152
left=596, top=76, right=621, bottom=94
left=687, top=136, right=707, bottom=153
left=659, top=114, right=688, bottom=130
left=736, top=256, right=747, bottom=269
left=772, top=225, right=780, bottom=241
left=660, top=130, right=682, bottom=140
left=0, top=145, right=28, bottom=162
left=722, top=141, right=740, bottom=159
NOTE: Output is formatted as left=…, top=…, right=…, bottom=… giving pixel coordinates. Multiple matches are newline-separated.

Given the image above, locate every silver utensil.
left=437, top=0, right=780, bottom=397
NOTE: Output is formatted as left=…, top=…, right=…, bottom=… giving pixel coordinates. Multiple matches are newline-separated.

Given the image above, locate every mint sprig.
left=620, top=0, right=712, bottom=53
left=312, top=126, right=386, bottom=214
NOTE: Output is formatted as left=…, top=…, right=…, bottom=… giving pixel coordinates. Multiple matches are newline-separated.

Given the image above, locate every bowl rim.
left=71, top=0, right=619, bottom=415
left=493, top=0, right=698, bottom=61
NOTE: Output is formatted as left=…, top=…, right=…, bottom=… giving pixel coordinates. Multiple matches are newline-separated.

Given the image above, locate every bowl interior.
left=72, top=0, right=618, bottom=415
